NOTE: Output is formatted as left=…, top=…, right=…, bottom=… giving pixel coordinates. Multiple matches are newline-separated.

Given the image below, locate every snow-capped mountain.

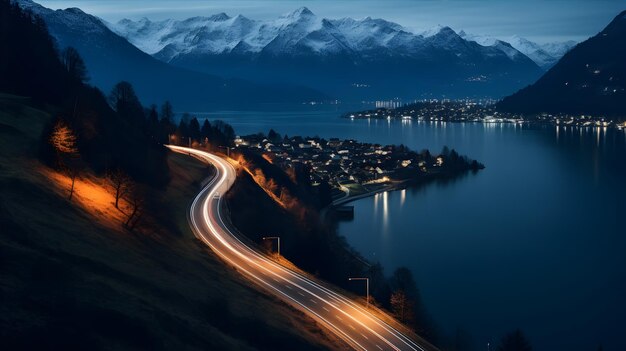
left=112, top=7, right=543, bottom=99
left=11, top=0, right=326, bottom=109
left=112, top=8, right=537, bottom=63
left=459, top=31, right=577, bottom=70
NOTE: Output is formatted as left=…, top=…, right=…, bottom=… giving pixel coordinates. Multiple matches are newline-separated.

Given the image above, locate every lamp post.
left=262, top=236, right=280, bottom=256
left=348, top=277, right=369, bottom=307
left=218, top=145, right=231, bottom=157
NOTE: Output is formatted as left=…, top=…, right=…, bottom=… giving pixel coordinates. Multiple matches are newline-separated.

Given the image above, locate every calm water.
left=200, top=106, right=626, bottom=351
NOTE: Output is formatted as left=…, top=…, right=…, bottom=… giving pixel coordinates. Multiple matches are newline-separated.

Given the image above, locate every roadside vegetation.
left=1, top=1, right=536, bottom=350
left=1, top=2, right=347, bottom=349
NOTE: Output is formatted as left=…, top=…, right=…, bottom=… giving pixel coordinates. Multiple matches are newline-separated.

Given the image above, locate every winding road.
left=168, top=145, right=438, bottom=351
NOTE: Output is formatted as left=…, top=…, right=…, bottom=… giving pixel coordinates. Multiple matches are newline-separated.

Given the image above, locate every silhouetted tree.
left=200, top=119, right=212, bottom=142
left=189, top=117, right=201, bottom=141
left=0, top=0, right=69, bottom=103
left=268, top=128, right=281, bottom=142
left=160, top=101, right=174, bottom=123
left=177, top=113, right=190, bottom=145
left=107, top=168, right=131, bottom=209
left=146, top=104, right=159, bottom=138
left=497, top=330, right=532, bottom=351
left=389, top=267, right=437, bottom=340
left=390, top=290, right=414, bottom=323
left=109, top=81, right=144, bottom=127
left=124, top=182, right=144, bottom=231
left=60, top=47, right=88, bottom=83
left=159, top=102, right=175, bottom=144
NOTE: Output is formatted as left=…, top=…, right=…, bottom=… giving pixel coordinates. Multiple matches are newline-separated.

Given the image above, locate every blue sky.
left=37, top=0, right=625, bottom=43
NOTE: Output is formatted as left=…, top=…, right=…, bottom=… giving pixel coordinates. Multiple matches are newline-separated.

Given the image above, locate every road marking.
left=375, top=344, right=383, bottom=350
left=298, top=291, right=306, bottom=297
left=322, top=306, right=330, bottom=312
left=172, top=147, right=425, bottom=351
left=349, top=324, right=356, bottom=330
left=360, top=333, right=369, bottom=340
left=335, top=315, right=343, bottom=321
left=309, top=298, right=318, bottom=304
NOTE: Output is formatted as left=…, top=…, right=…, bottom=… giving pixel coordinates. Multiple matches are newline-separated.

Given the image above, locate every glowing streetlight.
left=348, top=277, right=369, bottom=307
left=262, top=236, right=280, bottom=256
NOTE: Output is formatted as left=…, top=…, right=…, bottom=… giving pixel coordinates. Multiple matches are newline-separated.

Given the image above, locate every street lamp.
left=348, top=277, right=369, bottom=307
left=217, top=145, right=231, bottom=157
left=262, top=236, right=280, bottom=256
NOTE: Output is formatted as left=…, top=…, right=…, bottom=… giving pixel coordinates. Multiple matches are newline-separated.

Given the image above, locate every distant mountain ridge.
left=112, top=7, right=545, bottom=100
left=459, top=31, right=577, bottom=70
left=498, top=10, right=626, bottom=117
left=11, top=0, right=327, bottom=110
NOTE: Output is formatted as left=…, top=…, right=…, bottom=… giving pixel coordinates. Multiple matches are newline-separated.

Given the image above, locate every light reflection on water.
left=197, top=107, right=626, bottom=351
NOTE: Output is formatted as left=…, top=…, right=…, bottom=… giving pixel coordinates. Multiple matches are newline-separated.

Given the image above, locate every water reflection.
left=382, top=191, right=389, bottom=233
left=196, top=106, right=626, bottom=350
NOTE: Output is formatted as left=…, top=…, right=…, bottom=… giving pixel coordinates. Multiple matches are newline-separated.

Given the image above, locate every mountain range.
left=111, top=7, right=550, bottom=100
left=13, top=1, right=588, bottom=107
left=458, top=32, right=577, bottom=70
left=498, top=10, right=626, bottom=117
left=12, top=0, right=326, bottom=110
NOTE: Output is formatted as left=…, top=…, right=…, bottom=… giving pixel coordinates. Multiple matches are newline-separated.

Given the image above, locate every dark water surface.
left=199, top=105, right=626, bottom=351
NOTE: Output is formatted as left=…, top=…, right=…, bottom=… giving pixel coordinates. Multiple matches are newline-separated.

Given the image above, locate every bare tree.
left=124, top=184, right=144, bottom=231
left=50, top=120, right=81, bottom=201
left=390, top=290, right=414, bottom=323
left=107, top=168, right=131, bottom=209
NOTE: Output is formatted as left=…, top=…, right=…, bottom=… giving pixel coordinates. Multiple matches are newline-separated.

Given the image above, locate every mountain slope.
left=113, top=7, right=543, bottom=100
left=0, top=94, right=346, bottom=351
left=497, top=11, right=626, bottom=117
left=459, top=31, right=577, bottom=70
left=12, top=0, right=326, bottom=110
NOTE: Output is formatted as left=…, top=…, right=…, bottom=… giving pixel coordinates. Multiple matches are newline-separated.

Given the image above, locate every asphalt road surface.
left=168, top=145, right=438, bottom=351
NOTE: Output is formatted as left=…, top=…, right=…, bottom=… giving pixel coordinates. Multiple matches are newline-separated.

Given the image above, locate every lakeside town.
left=234, top=131, right=483, bottom=203
left=347, top=100, right=626, bottom=130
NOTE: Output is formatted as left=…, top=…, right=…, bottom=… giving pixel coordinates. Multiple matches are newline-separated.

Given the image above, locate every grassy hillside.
left=0, top=94, right=348, bottom=350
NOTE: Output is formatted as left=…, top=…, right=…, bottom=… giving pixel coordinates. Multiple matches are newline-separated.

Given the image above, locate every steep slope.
left=0, top=94, right=347, bottom=351
left=12, top=0, right=326, bottom=110
left=497, top=11, right=626, bottom=117
left=113, top=7, right=543, bottom=100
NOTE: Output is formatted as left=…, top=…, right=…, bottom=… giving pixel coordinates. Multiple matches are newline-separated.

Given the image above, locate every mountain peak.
left=438, top=26, right=456, bottom=35
left=283, top=7, right=315, bottom=19
left=209, top=12, right=230, bottom=21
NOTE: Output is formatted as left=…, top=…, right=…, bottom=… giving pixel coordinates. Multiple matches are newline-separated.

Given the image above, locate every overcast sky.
left=36, top=0, right=625, bottom=43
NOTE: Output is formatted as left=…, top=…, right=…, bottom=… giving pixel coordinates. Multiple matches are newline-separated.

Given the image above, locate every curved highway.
left=168, top=145, right=438, bottom=351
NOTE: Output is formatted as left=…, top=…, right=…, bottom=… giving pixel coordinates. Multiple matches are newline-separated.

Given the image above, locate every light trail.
left=167, top=146, right=439, bottom=351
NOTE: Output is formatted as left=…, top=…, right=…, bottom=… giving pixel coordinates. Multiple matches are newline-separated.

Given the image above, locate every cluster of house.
left=347, top=101, right=498, bottom=122
left=234, top=135, right=443, bottom=188
left=347, top=101, right=625, bottom=128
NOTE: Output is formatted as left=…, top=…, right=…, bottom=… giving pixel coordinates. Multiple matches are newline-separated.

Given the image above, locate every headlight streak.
left=167, top=146, right=429, bottom=351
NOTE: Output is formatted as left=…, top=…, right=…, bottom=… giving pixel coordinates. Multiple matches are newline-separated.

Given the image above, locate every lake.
left=198, top=105, right=626, bottom=351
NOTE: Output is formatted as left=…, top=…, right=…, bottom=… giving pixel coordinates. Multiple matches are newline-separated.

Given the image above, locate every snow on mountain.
left=108, top=7, right=546, bottom=99
left=459, top=31, right=577, bottom=69
left=111, top=7, right=533, bottom=63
